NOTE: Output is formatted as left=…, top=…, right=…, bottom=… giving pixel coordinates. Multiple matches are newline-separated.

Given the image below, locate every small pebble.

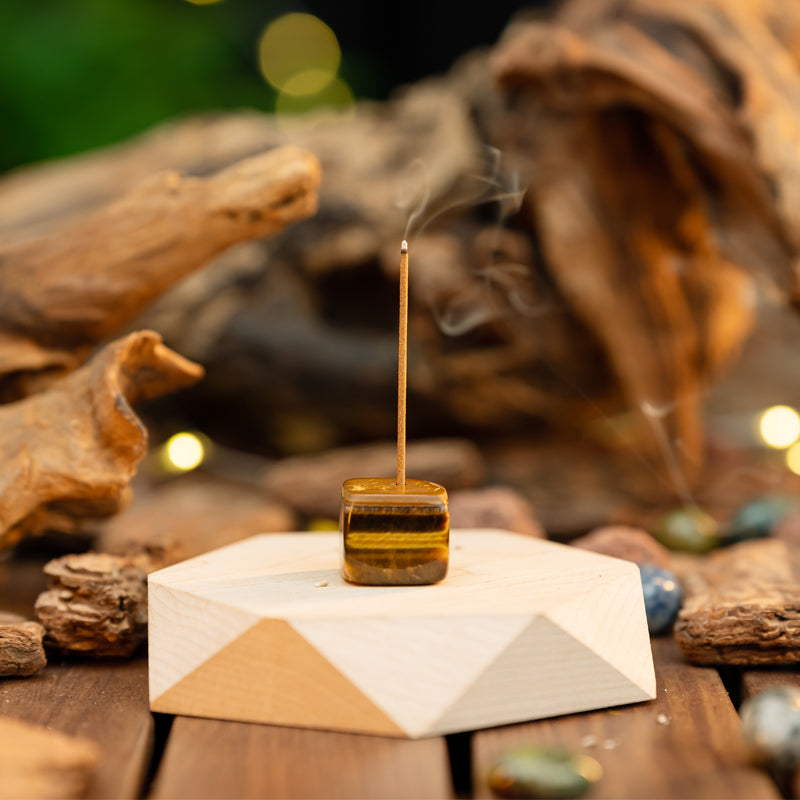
left=579, top=735, right=597, bottom=748
left=656, top=713, right=670, bottom=726
left=653, top=506, right=719, bottom=553
left=638, top=564, right=683, bottom=635
left=488, top=746, right=603, bottom=799
left=725, top=495, right=799, bottom=544
left=741, top=687, right=800, bottom=772
left=314, top=581, right=328, bottom=588
left=601, top=738, right=621, bottom=750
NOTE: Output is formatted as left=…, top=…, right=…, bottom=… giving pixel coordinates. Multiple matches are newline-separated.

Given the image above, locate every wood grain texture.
left=150, top=716, right=454, bottom=800
left=742, top=668, right=800, bottom=700
left=0, top=658, right=153, bottom=799
left=148, top=531, right=654, bottom=737
left=472, top=637, right=780, bottom=799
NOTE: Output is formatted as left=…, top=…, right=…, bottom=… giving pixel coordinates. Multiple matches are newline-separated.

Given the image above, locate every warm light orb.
left=787, top=442, right=800, bottom=476
left=258, top=13, right=340, bottom=96
left=164, top=432, right=205, bottom=471
left=275, top=75, right=354, bottom=115
left=759, top=405, right=800, bottom=448
left=184, top=0, right=225, bottom=5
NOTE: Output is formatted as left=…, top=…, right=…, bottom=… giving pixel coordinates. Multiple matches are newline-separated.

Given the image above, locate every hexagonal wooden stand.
left=148, top=530, right=656, bottom=738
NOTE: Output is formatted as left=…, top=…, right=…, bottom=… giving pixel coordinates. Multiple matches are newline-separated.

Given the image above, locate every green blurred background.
left=0, top=0, right=532, bottom=175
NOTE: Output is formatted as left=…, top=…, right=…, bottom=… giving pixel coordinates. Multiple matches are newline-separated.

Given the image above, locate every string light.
left=787, top=442, right=800, bottom=476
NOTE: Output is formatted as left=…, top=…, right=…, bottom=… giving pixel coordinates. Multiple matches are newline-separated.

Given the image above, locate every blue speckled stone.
left=725, top=495, right=799, bottom=543
left=638, top=564, right=683, bottom=635
left=741, top=688, right=800, bottom=772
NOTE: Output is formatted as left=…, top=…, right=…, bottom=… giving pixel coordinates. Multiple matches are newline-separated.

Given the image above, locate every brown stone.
left=262, top=439, right=486, bottom=519
left=0, top=612, right=46, bottom=677
left=448, top=486, right=544, bottom=538
left=98, top=475, right=297, bottom=569
left=674, top=539, right=800, bottom=665
left=571, top=526, right=670, bottom=567
left=35, top=553, right=148, bottom=658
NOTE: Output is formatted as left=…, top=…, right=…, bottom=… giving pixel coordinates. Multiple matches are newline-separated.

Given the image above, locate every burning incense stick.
left=397, top=239, right=408, bottom=486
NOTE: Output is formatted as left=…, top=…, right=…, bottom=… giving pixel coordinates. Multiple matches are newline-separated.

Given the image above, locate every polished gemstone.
left=340, top=478, right=449, bottom=585
left=725, top=495, right=799, bottom=543
left=488, top=746, right=602, bottom=799
left=638, top=564, right=683, bottom=635
left=653, top=506, right=719, bottom=553
left=741, top=688, right=800, bottom=772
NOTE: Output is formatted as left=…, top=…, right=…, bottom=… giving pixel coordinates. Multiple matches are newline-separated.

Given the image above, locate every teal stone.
left=725, top=495, right=799, bottom=544
left=653, top=506, right=719, bottom=553
left=488, top=746, right=603, bottom=799
left=741, top=688, right=800, bottom=772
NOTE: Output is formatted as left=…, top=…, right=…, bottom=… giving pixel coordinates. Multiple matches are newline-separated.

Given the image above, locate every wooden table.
left=1, top=558, right=796, bottom=799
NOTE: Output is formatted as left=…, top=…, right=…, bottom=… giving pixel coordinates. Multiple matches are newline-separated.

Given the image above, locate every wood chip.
left=35, top=553, right=148, bottom=658
left=0, top=611, right=46, bottom=677
left=0, top=715, right=98, bottom=800
left=675, top=539, right=800, bottom=665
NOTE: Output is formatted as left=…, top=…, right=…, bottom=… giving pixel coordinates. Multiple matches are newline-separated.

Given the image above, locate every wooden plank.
left=742, top=668, right=800, bottom=699
left=150, top=716, right=454, bottom=800
left=472, top=637, right=780, bottom=799
left=0, top=657, right=153, bottom=799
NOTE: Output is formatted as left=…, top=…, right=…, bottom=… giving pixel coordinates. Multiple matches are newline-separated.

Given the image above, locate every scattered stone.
left=656, top=713, right=670, bottom=726
left=262, top=438, right=486, bottom=518
left=571, top=525, right=670, bottom=567
left=579, top=735, right=597, bottom=748
left=741, top=688, right=800, bottom=772
left=448, top=486, right=544, bottom=537
left=0, top=612, right=46, bottom=677
left=653, top=506, right=719, bottom=553
left=35, top=553, right=148, bottom=657
left=488, top=746, right=602, bottom=799
left=98, top=475, right=297, bottom=569
left=675, top=539, right=800, bottom=665
left=724, top=495, right=799, bottom=544
left=0, top=714, right=98, bottom=799
left=638, top=565, right=683, bottom=636
left=601, top=738, right=621, bottom=751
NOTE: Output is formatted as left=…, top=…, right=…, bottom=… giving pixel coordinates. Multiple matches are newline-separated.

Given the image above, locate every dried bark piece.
left=0, top=145, right=320, bottom=396
left=0, top=612, right=46, bottom=677
left=448, top=486, right=544, bottom=538
left=262, top=439, right=486, bottom=518
left=0, top=330, right=203, bottom=549
left=572, top=525, right=671, bottom=567
left=0, top=715, right=98, bottom=800
left=674, top=539, right=800, bottom=665
left=98, top=475, right=297, bottom=569
left=35, top=553, right=148, bottom=658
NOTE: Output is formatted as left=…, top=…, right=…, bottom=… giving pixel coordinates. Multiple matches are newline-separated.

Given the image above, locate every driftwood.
left=0, top=146, right=320, bottom=400
left=0, top=715, right=98, bottom=800
left=674, top=539, right=800, bottom=665
left=0, top=612, right=46, bottom=677
left=98, top=475, right=297, bottom=569
left=262, top=438, right=486, bottom=518
left=35, top=553, right=148, bottom=658
left=0, top=331, right=202, bottom=549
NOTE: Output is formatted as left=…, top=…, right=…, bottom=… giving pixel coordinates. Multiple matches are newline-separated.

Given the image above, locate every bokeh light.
left=787, top=442, right=800, bottom=476
left=758, top=405, right=800, bottom=449
left=258, top=14, right=340, bottom=96
left=184, top=0, right=225, bottom=5
left=276, top=75, right=354, bottom=115
left=163, top=432, right=206, bottom=472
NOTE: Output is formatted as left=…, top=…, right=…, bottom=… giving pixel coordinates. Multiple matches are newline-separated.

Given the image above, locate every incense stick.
left=397, top=239, right=408, bottom=486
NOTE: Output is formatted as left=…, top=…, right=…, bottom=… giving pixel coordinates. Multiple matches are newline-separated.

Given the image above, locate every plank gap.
left=446, top=731, right=473, bottom=799
left=139, top=713, right=174, bottom=800
left=718, top=665, right=743, bottom=710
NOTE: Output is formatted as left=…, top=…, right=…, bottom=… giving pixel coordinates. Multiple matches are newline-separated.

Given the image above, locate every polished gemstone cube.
left=340, top=477, right=449, bottom=585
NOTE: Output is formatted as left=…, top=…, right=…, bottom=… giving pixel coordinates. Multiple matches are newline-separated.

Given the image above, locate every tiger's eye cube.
left=340, top=478, right=449, bottom=586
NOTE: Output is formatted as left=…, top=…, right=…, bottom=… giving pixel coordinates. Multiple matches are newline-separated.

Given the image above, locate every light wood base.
left=148, top=530, right=655, bottom=738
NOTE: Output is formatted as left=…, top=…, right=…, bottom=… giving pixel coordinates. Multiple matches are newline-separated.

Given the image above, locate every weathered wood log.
left=0, top=145, right=320, bottom=399
left=97, top=475, right=297, bottom=569
left=0, top=611, right=46, bottom=677
left=35, top=553, right=148, bottom=658
left=261, top=438, right=486, bottom=518
left=674, top=539, right=800, bottom=665
left=0, top=715, right=98, bottom=800
left=0, top=330, right=202, bottom=549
